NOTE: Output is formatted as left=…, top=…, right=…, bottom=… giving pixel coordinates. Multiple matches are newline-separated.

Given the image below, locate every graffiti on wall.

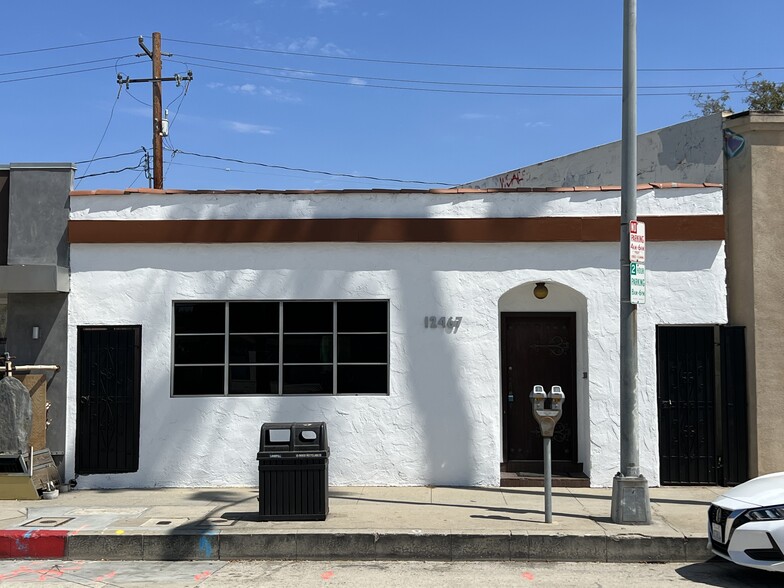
left=497, top=170, right=529, bottom=189
left=723, top=129, right=746, bottom=159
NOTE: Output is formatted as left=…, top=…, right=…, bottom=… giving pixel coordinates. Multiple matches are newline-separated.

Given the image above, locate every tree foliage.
left=687, top=75, right=784, bottom=118
left=742, top=79, right=784, bottom=111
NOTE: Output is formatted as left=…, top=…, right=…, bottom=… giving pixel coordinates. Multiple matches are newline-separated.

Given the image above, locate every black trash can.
left=257, top=422, right=329, bottom=521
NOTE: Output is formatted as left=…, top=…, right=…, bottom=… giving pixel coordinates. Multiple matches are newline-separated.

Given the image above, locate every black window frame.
left=171, top=300, right=389, bottom=397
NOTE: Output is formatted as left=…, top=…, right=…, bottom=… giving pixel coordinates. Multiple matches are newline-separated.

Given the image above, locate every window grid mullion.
left=278, top=302, right=284, bottom=395
left=333, top=301, right=339, bottom=395
left=224, top=302, right=229, bottom=395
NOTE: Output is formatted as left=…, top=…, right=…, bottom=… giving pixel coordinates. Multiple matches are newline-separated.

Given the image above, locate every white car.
left=709, top=472, right=784, bottom=571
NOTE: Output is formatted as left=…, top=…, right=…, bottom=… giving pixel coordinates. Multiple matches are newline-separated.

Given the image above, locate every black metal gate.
left=656, top=325, right=748, bottom=485
left=76, top=326, right=141, bottom=474
left=719, top=326, right=748, bottom=486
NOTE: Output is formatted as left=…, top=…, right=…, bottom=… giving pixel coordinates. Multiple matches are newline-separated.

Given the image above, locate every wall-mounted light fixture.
left=32, top=326, right=40, bottom=340
left=533, top=282, right=549, bottom=300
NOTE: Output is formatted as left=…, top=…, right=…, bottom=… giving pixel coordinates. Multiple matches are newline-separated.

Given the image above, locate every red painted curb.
left=0, top=530, right=67, bottom=558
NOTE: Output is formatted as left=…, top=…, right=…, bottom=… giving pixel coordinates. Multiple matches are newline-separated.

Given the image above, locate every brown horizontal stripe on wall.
left=68, top=215, right=725, bottom=244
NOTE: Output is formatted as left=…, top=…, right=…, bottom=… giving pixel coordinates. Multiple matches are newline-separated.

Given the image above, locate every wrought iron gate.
left=76, top=326, right=141, bottom=474
left=656, top=325, right=748, bottom=485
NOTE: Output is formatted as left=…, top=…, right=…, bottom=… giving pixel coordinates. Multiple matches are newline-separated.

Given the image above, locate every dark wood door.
left=502, top=313, right=577, bottom=472
left=76, top=326, right=141, bottom=475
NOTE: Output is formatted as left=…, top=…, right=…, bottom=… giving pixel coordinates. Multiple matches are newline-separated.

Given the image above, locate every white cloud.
left=258, top=87, right=302, bottom=103
left=207, top=82, right=225, bottom=89
left=228, top=83, right=258, bottom=95
left=524, top=121, right=550, bottom=128
left=320, top=42, right=347, bottom=57
left=277, top=36, right=348, bottom=57
left=225, top=121, right=274, bottom=135
left=349, top=78, right=367, bottom=86
left=460, top=113, right=499, bottom=120
left=312, top=0, right=338, bottom=10
left=283, top=36, right=321, bottom=53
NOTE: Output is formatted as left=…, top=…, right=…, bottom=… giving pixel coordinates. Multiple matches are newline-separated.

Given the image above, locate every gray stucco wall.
left=461, top=113, right=726, bottom=189
left=7, top=164, right=73, bottom=267
left=2, top=163, right=74, bottom=475
left=5, top=293, right=68, bottom=460
left=0, top=169, right=8, bottom=265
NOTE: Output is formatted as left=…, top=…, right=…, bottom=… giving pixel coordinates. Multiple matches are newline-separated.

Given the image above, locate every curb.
left=0, top=530, right=713, bottom=562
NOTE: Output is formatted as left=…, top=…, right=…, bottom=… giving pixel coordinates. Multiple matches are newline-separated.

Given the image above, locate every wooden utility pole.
left=151, top=32, right=163, bottom=189
left=117, top=33, right=192, bottom=189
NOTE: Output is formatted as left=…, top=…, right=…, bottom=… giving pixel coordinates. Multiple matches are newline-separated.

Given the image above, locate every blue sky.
left=2, top=1, right=782, bottom=190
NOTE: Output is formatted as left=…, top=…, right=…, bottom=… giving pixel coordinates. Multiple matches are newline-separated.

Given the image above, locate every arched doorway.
left=499, top=282, right=587, bottom=476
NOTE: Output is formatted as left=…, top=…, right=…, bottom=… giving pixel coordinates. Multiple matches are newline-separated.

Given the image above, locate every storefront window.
left=172, top=300, right=388, bottom=396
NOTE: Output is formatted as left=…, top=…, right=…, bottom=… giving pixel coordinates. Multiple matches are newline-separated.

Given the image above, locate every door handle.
left=507, top=365, right=514, bottom=403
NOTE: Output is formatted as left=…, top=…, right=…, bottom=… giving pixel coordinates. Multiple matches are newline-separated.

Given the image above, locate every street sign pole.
left=611, top=0, right=652, bottom=525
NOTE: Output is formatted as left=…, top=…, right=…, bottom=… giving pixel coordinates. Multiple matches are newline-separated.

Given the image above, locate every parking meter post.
left=530, top=385, right=564, bottom=524
left=544, top=436, right=552, bottom=523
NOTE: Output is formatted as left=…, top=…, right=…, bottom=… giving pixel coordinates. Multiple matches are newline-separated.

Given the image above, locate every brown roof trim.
left=69, top=215, right=725, bottom=244
left=69, top=182, right=723, bottom=197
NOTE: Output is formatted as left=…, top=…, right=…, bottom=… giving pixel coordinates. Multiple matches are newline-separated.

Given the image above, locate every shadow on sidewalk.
left=458, top=486, right=713, bottom=507
left=676, top=559, right=782, bottom=587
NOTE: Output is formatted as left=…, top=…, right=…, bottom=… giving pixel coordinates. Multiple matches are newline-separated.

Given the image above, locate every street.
left=0, top=559, right=780, bottom=587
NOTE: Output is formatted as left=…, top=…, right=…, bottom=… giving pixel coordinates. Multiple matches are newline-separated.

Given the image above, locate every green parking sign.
left=630, top=262, right=646, bottom=304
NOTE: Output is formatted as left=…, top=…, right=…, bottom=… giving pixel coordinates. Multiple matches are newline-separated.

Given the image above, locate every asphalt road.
left=0, top=559, right=780, bottom=587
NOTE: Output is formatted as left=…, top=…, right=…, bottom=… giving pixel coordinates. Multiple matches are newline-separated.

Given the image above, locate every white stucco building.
left=64, top=183, right=726, bottom=489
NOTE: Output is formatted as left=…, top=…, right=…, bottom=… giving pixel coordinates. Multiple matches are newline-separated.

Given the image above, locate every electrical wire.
left=168, top=148, right=453, bottom=186
left=0, top=56, right=138, bottom=77
left=166, top=160, right=436, bottom=187
left=123, top=87, right=152, bottom=107
left=74, top=162, right=145, bottom=181
left=75, top=149, right=144, bottom=165
left=186, top=61, right=750, bottom=97
left=166, top=37, right=784, bottom=74
left=0, top=63, right=132, bottom=85
left=74, top=88, right=123, bottom=188
left=0, top=36, right=137, bottom=58
left=170, top=53, right=747, bottom=91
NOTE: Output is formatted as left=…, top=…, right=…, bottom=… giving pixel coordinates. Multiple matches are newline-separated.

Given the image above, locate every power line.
left=167, top=37, right=784, bottom=74
left=74, top=162, right=145, bottom=181
left=186, top=61, right=751, bottom=97
left=171, top=53, right=753, bottom=91
left=74, top=88, right=123, bottom=188
left=166, top=160, right=425, bottom=187
left=168, top=148, right=453, bottom=186
left=75, top=149, right=144, bottom=165
left=0, top=63, right=130, bottom=84
left=0, top=36, right=137, bottom=58
left=0, top=56, right=138, bottom=77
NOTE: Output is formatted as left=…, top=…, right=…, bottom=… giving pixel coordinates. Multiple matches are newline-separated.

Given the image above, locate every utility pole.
left=117, top=32, right=192, bottom=189
left=610, top=0, right=652, bottom=525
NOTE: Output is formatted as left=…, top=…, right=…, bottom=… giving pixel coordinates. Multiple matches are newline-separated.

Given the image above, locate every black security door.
left=657, top=326, right=716, bottom=484
left=76, top=326, right=141, bottom=474
left=657, top=326, right=748, bottom=485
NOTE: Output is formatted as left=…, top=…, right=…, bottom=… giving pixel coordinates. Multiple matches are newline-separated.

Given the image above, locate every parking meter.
left=529, top=385, right=565, bottom=438
left=529, top=385, right=566, bottom=523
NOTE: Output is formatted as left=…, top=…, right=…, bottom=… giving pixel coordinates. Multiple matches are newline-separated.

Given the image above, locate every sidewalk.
left=0, top=485, right=719, bottom=562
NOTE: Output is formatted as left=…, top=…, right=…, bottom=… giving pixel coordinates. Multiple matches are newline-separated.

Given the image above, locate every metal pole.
left=620, top=0, right=638, bottom=481
left=544, top=437, right=552, bottom=523
left=611, top=0, right=651, bottom=524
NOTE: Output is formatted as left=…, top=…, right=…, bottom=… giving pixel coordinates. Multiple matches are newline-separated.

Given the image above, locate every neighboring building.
left=722, top=112, right=784, bottom=480
left=0, top=163, right=73, bottom=476
left=460, top=112, right=725, bottom=189
left=64, top=184, right=725, bottom=488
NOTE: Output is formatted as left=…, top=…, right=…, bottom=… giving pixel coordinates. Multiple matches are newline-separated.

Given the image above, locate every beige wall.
left=724, top=112, right=784, bottom=477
